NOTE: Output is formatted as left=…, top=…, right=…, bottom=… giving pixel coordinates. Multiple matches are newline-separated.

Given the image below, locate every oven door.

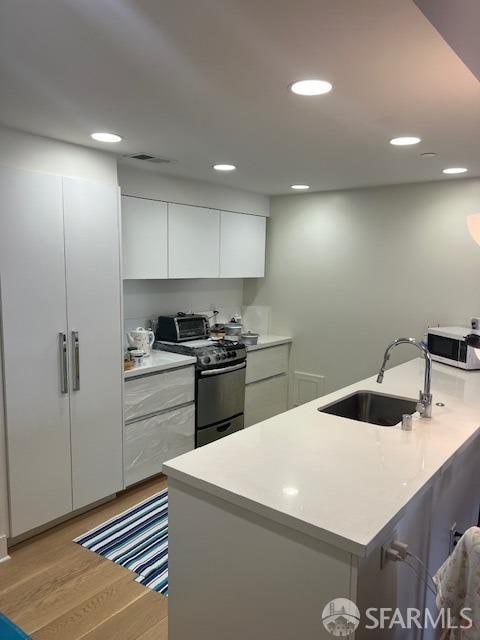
left=197, top=363, right=246, bottom=428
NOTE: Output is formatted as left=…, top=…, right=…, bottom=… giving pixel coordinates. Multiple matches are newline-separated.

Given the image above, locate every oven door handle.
left=200, top=362, right=246, bottom=376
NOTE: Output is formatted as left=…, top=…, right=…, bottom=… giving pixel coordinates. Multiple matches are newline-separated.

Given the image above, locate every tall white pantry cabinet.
left=0, top=165, right=123, bottom=537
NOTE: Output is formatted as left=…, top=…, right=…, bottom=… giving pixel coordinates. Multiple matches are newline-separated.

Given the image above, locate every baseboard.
left=0, top=534, right=10, bottom=562
left=8, top=494, right=117, bottom=546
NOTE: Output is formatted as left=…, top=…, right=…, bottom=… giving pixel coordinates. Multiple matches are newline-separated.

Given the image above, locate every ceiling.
left=0, top=0, right=479, bottom=195
left=414, top=0, right=480, bottom=83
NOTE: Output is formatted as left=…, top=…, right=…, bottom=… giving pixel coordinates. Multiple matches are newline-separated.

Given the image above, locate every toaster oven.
left=155, top=314, right=208, bottom=342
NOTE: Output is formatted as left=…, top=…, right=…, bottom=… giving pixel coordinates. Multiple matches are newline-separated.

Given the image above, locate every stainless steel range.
left=154, top=323, right=247, bottom=447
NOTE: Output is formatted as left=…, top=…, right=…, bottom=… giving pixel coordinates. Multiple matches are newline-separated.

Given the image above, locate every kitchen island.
left=163, top=358, right=480, bottom=639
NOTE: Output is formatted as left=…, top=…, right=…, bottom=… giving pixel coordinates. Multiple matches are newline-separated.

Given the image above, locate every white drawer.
left=246, top=344, right=289, bottom=384
left=245, top=374, right=288, bottom=427
left=124, top=366, right=194, bottom=422
left=125, top=404, right=195, bottom=486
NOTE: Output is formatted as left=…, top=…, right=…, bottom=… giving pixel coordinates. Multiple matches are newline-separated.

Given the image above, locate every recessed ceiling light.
left=420, top=152, right=437, bottom=158
left=291, top=184, right=310, bottom=190
left=213, top=164, right=236, bottom=172
left=442, top=167, right=468, bottom=174
left=290, top=79, right=333, bottom=96
left=389, top=136, right=421, bottom=146
left=282, top=486, right=299, bottom=497
left=91, top=132, right=122, bottom=143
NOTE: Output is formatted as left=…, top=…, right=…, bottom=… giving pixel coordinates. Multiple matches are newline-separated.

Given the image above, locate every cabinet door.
left=125, top=404, right=195, bottom=486
left=246, top=344, right=290, bottom=384
left=122, top=196, right=168, bottom=279
left=63, top=178, right=123, bottom=509
left=0, top=165, right=72, bottom=536
left=220, top=212, right=266, bottom=278
left=168, top=204, right=220, bottom=278
left=124, top=367, right=195, bottom=423
left=245, top=375, right=288, bottom=427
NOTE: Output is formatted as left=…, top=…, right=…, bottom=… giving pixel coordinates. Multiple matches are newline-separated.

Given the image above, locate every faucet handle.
left=417, top=390, right=425, bottom=414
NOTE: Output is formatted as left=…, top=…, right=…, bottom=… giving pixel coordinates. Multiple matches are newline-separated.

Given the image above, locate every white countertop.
left=124, top=350, right=196, bottom=379
left=163, top=358, right=480, bottom=556
left=124, top=334, right=292, bottom=379
left=246, top=335, right=292, bottom=351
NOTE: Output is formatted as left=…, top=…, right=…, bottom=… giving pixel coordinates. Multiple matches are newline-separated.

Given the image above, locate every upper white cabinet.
left=121, top=197, right=267, bottom=279
left=122, top=196, right=168, bottom=279
left=220, top=211, right=266, bottom=278
left=168, top=203, right=220, bottom=279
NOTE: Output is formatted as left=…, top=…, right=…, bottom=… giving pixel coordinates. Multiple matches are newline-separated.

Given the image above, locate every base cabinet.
left=244, top=344, right=290, bottom=427
left=125, top=405, right=195, bottom=487
left=124, top=365, right=195, bottom=486
left=167, top=432, right=480, bottom=640
left=356, top=433, right=480, bottom=640
left=245, top=375, right=288, bottom=427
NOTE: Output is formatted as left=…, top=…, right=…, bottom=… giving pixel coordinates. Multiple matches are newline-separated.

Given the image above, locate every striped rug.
left=74, top=488, right=169, bottom=595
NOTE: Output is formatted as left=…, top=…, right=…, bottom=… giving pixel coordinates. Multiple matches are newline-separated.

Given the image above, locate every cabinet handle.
left=72, top=331, right=80, bottom=391
left=59, top=332, right=68, bottom=394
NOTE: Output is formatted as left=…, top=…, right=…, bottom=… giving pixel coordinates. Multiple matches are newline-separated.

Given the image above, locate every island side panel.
left=168, top=478, right=357, bottom=640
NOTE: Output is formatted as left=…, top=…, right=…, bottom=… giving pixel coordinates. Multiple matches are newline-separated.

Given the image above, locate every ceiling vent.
left=124, top=153, right=176, bottom=164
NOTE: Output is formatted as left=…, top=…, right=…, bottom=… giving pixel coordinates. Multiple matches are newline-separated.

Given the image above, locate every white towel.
left=433, top=526, right=480, bottom=639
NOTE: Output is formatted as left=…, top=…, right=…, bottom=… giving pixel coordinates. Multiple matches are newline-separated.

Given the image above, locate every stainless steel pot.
left=224, top=322, right=243, bottom=336
left=240, top=331, right=259, bottom=345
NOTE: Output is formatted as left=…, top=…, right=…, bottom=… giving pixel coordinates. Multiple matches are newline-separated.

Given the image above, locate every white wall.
left=0, top=126, right=118, bottom=553
left=123, top=279, right=244, bottom=338
left=0, top=126, right=118, bottom=184
left=244, top=178, right=480, bottom=393
left=118, top=162, right=270, bottom=217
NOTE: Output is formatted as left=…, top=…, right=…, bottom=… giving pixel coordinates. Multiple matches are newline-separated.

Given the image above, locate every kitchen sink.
left=318, top=391, right=418, bottom=427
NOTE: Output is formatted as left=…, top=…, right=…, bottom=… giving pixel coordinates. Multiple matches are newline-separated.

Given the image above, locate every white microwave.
left=427, top=326, right=480, bottom=370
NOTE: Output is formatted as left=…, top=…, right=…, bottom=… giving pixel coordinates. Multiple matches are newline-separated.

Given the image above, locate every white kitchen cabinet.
left=124, top=365, right=195, bottom=486
left=125, top=404, right=195, bottom=487
left=220, top=212, right=266, bottom=278
left=0, top=165, right=72, bottom=536
left=246, top=344, right=290, bottom=384
left=122, top=196, right=168, bottom=279
left=124, top=367, right=195, bottom=423
left=244, top=344, right=291, bottom=427
left=168, top=203, right=220, bottom=278
left=0, top=165, right=123, bottom=537
left=63, top=178, right=123, bottom=510
left=245, top=375, right=288, bottom=427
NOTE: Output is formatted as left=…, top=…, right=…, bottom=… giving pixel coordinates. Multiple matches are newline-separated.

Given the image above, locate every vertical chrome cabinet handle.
left=59, top=332, right=68, bottom=394
left=72, top=331, right=80, bottom=391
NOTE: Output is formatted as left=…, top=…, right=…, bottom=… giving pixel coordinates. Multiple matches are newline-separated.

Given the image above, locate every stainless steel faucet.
left=377, top=338, right=433, bottom=418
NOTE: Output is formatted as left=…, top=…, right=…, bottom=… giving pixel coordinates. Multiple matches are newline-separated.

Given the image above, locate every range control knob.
left=231, top=351, right=237, bottom=358
left=202, top=356, right=211, bottom=364
left=220, top=353, right=227, bottom=360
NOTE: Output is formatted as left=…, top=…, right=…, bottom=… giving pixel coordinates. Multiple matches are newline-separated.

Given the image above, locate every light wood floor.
left=0, top=477, right=169, bottom=640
